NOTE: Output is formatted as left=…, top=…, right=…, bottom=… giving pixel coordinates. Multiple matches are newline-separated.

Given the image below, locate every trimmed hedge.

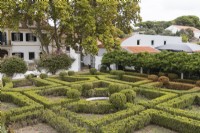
left=0, top=92, right=43, bottom=123
left=66, top=100, right=115, bottom=114
left=120, top=89, right=136, bottom=103
left=110, top=93, right=127, bottom=109
left=108, top=83, right=131, bottom=94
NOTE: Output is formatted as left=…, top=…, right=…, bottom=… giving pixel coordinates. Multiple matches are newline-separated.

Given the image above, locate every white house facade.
left=166, top=25, right=200, bottom=39
left=121, top=34, right=182, bottom=47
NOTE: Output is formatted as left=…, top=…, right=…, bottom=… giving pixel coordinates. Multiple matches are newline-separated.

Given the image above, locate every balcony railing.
left=0, top=40, right=11, bottom=47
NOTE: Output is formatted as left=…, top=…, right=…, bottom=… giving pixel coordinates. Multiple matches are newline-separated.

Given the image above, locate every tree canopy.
left=0, top=0, right=141, bottom=55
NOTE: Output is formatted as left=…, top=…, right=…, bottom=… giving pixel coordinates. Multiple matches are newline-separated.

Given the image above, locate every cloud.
left=140, top=0, right=200, bottom=21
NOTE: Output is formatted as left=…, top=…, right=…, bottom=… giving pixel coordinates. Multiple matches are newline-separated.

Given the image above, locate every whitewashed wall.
left=121, top=34, right=182, bottom=48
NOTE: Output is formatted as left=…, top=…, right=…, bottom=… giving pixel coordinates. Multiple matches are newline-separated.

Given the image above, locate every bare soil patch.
left=134, top=125, right=178, bottom=133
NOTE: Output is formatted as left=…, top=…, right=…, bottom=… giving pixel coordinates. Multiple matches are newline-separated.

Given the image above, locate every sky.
left=140, top=0, right=200, bottom=22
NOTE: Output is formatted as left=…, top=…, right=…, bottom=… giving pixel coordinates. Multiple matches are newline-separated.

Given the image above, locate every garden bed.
left=134, top=95, right=150, bottom=104
left=134, top=125, right=178, bottom=133
left=11, top=123, right=58, bottom=133
left=0, top=101, right=19, bottom=111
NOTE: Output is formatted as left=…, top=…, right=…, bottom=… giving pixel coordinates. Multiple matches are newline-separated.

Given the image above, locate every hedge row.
left=141, top=82, right=200, bottom=94
left=132, top=87, right=178, bottom=108
left=101, top=109, right=200, bottom=133
left=23, top=87, right=76, bottom=108
left=100, top=109, right=151, bottom=133
left=2, top=78, right=59, bottom=92
left=156, top=93, right=200, bottom=121
left=42, top=110, right=87, bottom=133
left=125, top=72, right=148, bottom=77
left=151, top=109, right=200, bottom=133
left=0, top=92, right=43, bottom=123
left=65, top=100, right=115, bottom=114
left=51, top=104, right=145, bottom=132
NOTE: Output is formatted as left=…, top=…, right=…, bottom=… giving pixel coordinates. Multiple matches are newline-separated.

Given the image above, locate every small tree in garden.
left=110, top=93, right=127, bottom=109
left=37, top=54, right=74, bottom=74
left=1, top=57, right=27, bottom=77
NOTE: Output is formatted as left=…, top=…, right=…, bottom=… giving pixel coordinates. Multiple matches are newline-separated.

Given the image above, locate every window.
left=151, top=40, right=154, bottom=45
left=29, top=52, right=35, bottom=60
left=66, top=46, right=70, bottom=52
left=26, top=33, right=37, bottom=42
left=11, top=33, right=23, bottom=41
left=137, top=40, right=140, bottom=45
left=12, top=52, right=24, bottom=59
left=164, top=41, right=167, bottom=45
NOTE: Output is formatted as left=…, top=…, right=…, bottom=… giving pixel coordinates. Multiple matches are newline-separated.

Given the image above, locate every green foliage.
left=100, top=65, right=108, bottom=72
left=102, top=50, right=136, bottom=69
left=25, top=74, right=35, bottom=80
left=110, top=93, right=127, bottom=109
left=1, top=57, right=27, bottom=77
left=71, top=84, right=83, bottom=92
left=68, top=71, right=75, bottom=76
left=167, top=73, right=178, bottom=80
left=120, top=89, right=136, bottom=103
left=39, top=73, right=48, bottom=79
left=181, top=34, right=189, bottom=42
left=158, top=76, right=170, bottom=85
left=37, top=54, right=73, bottom=74
left=108, top=83, right=131, bottom=94
left=66, top=100, right=115, bottom=114
left=2, top=76, right=11, bottom=86
left=82, top=83, right=93, bottom=97
left=59, top=71, right=68, bottom=80
left=110, top=70, right=125, bottom=79
left=174, top=15, right=200, bottom=29
left=148, top=75, right=158, bottom=81
left=67, top=89, right=81, bottom=99
left=196, top=80, right=200, bottom=87
left=90, top=68, right=97, bottom=75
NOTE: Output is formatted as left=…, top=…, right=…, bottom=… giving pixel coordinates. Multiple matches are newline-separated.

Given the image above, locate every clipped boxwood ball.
left=110, top=93, right=127, bottom=109
left=67, top=89, right=81, bottom=99
left=120, top=89, right=136, bottom=103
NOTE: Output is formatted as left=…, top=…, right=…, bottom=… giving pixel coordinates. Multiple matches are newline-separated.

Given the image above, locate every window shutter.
left=11, top=33, right=15, bottom=41
left=34, top=36, right=37, bottom=42
left=26, top=33, right=29, bottom=41
left=20, top=33, right=23, bottom=41
left=0, top=32, right=2, bottom=42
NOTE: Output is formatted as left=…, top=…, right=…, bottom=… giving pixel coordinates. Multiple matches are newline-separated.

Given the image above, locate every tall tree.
left=0, top=0, right=141, bottom=55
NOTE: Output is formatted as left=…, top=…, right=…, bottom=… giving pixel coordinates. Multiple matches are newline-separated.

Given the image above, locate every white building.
left=121, top=34, right=182, bottom=48
left=166, top=25, right=200, bottom=39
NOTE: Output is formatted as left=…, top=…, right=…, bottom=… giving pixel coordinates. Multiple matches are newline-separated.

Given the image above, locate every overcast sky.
left=140, top=0, right=200, bottom=21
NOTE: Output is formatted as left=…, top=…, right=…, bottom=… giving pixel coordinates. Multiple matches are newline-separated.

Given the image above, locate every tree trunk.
left=140, top=67, right=143, bottom=74
left=181, top=73, right=184, bottom=79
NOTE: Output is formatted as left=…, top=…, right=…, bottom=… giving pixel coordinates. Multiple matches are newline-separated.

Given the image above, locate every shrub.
left=67, top=89, right=81, bottom=99
left=168, top=73, right=178, bottom=80
left=100, top=65, right=108, bottom=72
left=82, top=83, right=93, bottom=97
left=25, top=74, right=35, bottom=80
left=158, top=72, right=166, bottom=76
left=1, top=57, right=27, bottom=77
left=39, top=73, right=48, bottom=79
left=110, top=70, right=125, bottom=79
left=59, top=71, right=68, bottom=79
left=90, top=68, right=97, bottom=75
left=108, top=84, right=131, bottom=94
left=148, top=75, right=158, bottom=82
left=68, top=71, right=75, bottom=76
left=2, top=76, right=11, bottom=86
left=120, top=89, right=136, bottom=103
left=71, top=84, right=82, bottom=92
left=88, top=89, right=95, bottom=97
left=158, top=76, right=169, bottom=85
left=110, top=93, right=127, bottom=109
left=196, top=80, right=200, bottom=87
left=37, top=54, right=73, bottom=74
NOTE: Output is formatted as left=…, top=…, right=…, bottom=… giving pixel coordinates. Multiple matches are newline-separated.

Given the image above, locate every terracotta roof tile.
left=123, top=46, right=160, bottom=54
left=173, top=25, right=200, bottom=32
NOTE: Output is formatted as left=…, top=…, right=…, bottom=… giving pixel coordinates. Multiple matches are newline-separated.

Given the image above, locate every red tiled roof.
left=172, top=25, right=200, bottom=32
left=123, top=46, right=160, bottom=54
